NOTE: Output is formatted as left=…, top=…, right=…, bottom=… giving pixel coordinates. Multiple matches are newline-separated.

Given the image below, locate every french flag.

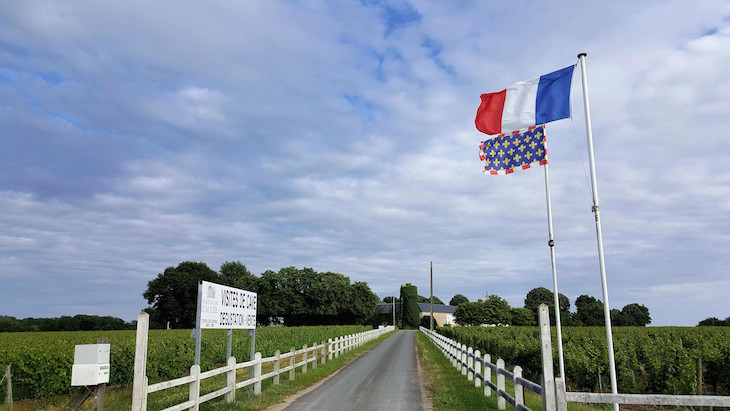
left=475, top=65, right=575, bottom=135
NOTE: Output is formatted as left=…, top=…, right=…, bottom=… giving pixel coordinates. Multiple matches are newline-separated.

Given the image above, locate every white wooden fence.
left=422, top=304, right=730, bottom=411
left=420, top=326, right=541, bottom=411
left=130, top=312, right=394, bottom=411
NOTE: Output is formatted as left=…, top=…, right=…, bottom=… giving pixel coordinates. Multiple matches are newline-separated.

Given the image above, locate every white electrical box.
left=71, top=344, right=110, bottom=386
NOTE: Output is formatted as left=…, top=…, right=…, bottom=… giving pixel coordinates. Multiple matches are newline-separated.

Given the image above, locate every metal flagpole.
left=542, top=149, right=566, bottom=380
left=577, top=52, right=619, bottom=411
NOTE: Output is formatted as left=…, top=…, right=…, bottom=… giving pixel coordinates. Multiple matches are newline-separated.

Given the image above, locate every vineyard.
left=0, top=324, right=368, bottom=400
left=438, top=326, right=730, bottom=396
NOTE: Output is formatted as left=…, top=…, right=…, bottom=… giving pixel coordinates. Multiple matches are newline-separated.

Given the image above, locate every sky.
left=1, top=1, right=729, bottom=327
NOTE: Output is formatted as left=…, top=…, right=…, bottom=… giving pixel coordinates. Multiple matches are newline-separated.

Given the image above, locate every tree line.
left=450, top=287, right=651, bottom=327
left=0, top=314, right=133, bottom=332
left=143, top=261, right=380, bottom=329
left=698, top=316, right=730, bottom=326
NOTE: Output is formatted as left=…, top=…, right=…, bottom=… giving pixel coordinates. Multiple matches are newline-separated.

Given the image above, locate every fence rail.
left=420, top=326, right=540, bottom=411
left=423, top=304, right=730, bottom=411
left=130, top=311, right=393, bottom=411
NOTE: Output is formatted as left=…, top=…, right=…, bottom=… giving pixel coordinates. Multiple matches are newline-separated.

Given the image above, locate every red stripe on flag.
left=505, top=168, right=514, bottom=174
left=475, top=90, right=506, bottom=135
left=539, top=159, right=548, bottom=165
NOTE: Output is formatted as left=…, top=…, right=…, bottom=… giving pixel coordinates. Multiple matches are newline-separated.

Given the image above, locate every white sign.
left=200, top=281, right=257, bottom=329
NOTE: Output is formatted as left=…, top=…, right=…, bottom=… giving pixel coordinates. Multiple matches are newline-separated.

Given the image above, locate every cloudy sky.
left=1, top=1, right=729, bottom=326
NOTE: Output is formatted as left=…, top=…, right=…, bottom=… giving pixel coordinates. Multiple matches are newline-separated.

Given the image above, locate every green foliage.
left=484, top=295, right=512, bottom=324
left=417, top=295, right=444, bottom=304
left=510, top=308, right=536, bottom=326
left=0, top=325, right=368, bottom=400
left=454, top=302, right=485, bottom=326
left=143, top=262, right=379, bottom=327
left=400, top=283, right=420, bottom=328
left=420, top=315, right=433, bottom=329
left=574, top=294, right=605, bottom=326
left=621, top=303, right=651, bottom=326
left=256, top=267, right=378, bottom=326
left=524, top=287, right=569, bottom=324
left=0, top=314, right=132, bottom=332
left=437, top=325, right=730, bottom=395
left=449, top=294, right=469, bottom=307
left=143, top=261, right=220, bottom=329
left=698, top=316, right=730, bottom=326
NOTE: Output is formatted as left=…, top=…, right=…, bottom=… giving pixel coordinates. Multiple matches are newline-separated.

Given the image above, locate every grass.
left=0, top=330, right=396, bottom=411
left=415, top=331, right=605, bottom=411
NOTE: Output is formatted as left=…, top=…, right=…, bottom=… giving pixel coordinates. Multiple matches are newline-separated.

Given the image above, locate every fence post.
left=485, top=353, right=492, bottom=397
left=5, top=365, right=12, bottom=410
left=497, top=358, right=506, bottom=410
left=131, top=311, right=149, bottom=411
left=328, top=338, right=333, bottom=361
left=468, top=347, right=474, bottom=381
left=189, top=364, right=201, bottom=411
left=253, top=352, right=262, bottom=395
left=475, top=350, right=482, bottom=388
left=462, top=345, right=468, bottom=376
left=555, top=377, right=567, bottom=411
left=303, top=344, right=308, bottom=374
left=226, top=357, right=236, bottom=403
left=335, top=337, right=340, bottom=358
left=312, top=342, right=318, bottom=369
left=514, top=365, right=524, bottom=410
left=321, top=341, right=326, bottom=365
left=289, top=347, right=296, bottom=381
left=539, top=304, right=557, bottom=411
left=273, top=350, right=281, bottom=385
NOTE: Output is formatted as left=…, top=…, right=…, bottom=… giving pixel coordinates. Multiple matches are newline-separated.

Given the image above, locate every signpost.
left=192, top=281, right=258, bottom=392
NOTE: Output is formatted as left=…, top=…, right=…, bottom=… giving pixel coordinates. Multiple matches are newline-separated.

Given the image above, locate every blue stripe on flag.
left=535, top=65, right=574, bottom=125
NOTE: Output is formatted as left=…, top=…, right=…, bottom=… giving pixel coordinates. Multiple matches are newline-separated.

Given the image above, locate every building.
left=374, top=302, right=456, bottom=327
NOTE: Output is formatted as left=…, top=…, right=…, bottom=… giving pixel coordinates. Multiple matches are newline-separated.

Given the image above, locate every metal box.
left=71, top=344, right=110, bottom=386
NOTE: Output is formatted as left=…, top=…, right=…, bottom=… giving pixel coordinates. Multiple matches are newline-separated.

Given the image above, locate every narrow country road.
left=281, top=329, right=425, bottom=411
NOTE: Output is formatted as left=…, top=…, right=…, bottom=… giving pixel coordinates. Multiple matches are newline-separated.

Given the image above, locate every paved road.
left=282, top=330, right=424, bottom=411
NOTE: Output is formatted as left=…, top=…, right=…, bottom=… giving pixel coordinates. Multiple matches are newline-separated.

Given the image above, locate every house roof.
left=417, top=302, right=455, bottom=314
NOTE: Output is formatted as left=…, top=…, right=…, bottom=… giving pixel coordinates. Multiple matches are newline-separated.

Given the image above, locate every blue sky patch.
left=361, top=0, right=422, bottom=36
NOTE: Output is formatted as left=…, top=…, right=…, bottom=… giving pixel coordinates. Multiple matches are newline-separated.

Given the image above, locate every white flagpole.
left=577, top=52, right=619, bottom=411
left=542, top=147, right=566, bottom=380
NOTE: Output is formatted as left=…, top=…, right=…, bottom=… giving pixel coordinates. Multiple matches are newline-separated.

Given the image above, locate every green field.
left=437, top=326, right=730, bottom=396
left=0, top=325, right=368, bottom=401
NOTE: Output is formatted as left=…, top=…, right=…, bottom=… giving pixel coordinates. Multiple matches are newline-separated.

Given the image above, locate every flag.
left=475, top=65, right=574, bottom=135
left=479, top=125, right=547, bottom=175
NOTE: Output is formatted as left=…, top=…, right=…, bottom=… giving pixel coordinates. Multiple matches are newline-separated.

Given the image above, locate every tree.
left=420, top=315, right=433, bottom=329
left=574, top=295, right=605, bottom=326
left=454, top=302, right=486, bottom=326
left=511, top=308, right=536, bottom=326
left=142, top=261, right=220, bottom=329
left=611, top=308, right=628, bottom=326
left=484, top=295, right=512, bottom=324
left=347, top=281, right=379, bottom=324
left=524, top=287, right=570, bottom=323
left=417, top=295, right=444, bottom=304
left=698, top=317, right=724, bottom=326
left=219, top=261, right=259, bottom=292
left=401, top=284, right=420, bottom=328
left=621, top=303, right=651, bottom=326
left=449, top=294, right=469, bottom=307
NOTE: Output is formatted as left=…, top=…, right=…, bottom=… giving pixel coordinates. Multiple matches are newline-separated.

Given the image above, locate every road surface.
left=281, top=329, right=425, bottom=411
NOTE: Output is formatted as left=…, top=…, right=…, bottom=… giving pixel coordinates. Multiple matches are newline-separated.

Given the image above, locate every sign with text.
left=200, top=281, right=257, bottom=329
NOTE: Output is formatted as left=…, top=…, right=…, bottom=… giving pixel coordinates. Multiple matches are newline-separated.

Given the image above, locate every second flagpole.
left=578, top=52, right=619, bottom=411
left=542, top=140, right=566, bottom=380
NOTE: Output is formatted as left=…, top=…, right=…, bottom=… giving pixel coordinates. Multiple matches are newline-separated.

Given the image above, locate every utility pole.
left=392, top=295, right=395, bottom=327
left=430, top=261, right=434, bottom=331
